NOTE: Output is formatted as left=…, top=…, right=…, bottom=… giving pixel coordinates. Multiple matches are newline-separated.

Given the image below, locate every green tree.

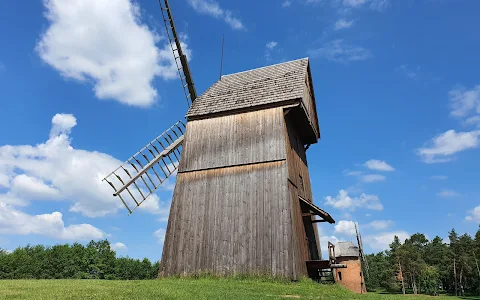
left=424, top=236, right=450, bottom=291
left=419, top=265, right=440, bottom=295
left=365, top=252, right=397, bottom=291
left=0, top=240, right=160, bottom=281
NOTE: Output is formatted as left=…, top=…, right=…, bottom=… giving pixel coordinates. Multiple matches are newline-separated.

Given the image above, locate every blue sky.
left=1, top=0, right=479, bottom=261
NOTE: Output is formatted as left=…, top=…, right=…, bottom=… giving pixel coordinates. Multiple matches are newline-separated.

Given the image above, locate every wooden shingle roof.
left=186, top=58, right=309, bottom=118
left=335, top=242, right=360, bottom=258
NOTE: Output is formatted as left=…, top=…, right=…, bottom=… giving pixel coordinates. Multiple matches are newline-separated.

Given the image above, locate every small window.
left=338, top=272, right=342, bottom=281
left=299, top=175, right=304, bottom=192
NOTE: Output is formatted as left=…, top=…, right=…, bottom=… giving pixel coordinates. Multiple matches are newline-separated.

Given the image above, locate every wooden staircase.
left=306, top=260, right=335, bottom=283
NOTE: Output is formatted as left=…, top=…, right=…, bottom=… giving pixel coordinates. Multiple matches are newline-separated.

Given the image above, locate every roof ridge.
left=221, top=57, right=309, bottom=78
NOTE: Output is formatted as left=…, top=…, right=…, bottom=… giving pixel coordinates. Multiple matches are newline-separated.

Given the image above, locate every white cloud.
left=449, top=85, right=480, bottom=118
left=50, top=113, right=77, bottom=138
left=308, top=40, right=371, bottom=63
left=364, top=231, right=409, bottom=251
left=154, top=227, right=166, bottom=244
left=266, top=41, right=278, bottom=50
left=187, top=0, right=244, bottom=30
left=344, top=170, right=362, bottom=176
left=466, top=116, right=480, bottom=128
left=334, top=220, right=393, bottom=238
left=466, top=205, right=480, bottom=223
left=343, top=0, right=366, bottom=7
left=365, top=220, right=393, bottom=230
left=334, top=220, right=356, bottom=235
left=282, top=0, right=292, bottom=7
left=11, top=174, right=61, bottom=200
left=449, top=85, right=480, bottom=129
left=334, top=18, right=355, bottom=30
left=343, top=0, right=390, bottom=11
left=0, top=202, right=105, bottom=241
left=36, top=0, right=191, bottom=107
left=0, top=171, right=9, bottom=188
left=369, top=0, right=390, bottom=11
left=0, top=113, right=171, bottom=218
left=111, top=242, right=127, bottom=251
left=361, top=174, right=386, bottom=183
left=324, top=189, right=383, bottom=211
left=437, top=189, right=460, bottom=198
left=320, top=235, right=342, bottom=259
left=417, top=129, right=480, bottom=163
left=265, top=41, right=279, bottom=61
left=137, top=194, right=171, bottom=222
left=430, top=175, right=447, bottom=180
left=364, top=159, right=395, bottom=171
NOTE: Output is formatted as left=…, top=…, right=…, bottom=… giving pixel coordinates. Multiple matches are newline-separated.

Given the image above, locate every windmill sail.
left=103, top=120, right=185, bottom=214
left=103, top=0, right=197, bottom=214
left=355, top=222, right=370, bottom=278
left=159, top=0, right=197, bottom=106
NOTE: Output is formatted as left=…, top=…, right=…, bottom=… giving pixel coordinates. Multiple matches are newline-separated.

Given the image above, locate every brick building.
left=333, top=242, right=367, bottom=294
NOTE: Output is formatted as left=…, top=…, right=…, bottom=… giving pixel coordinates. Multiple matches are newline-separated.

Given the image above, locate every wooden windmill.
left=103, top=0, right=335, bottom=280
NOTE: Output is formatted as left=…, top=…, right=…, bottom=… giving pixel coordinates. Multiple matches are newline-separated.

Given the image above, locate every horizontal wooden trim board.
left=178, top=158, right=287, bottom=174
left=187, top=98, right=301, bottom=121
left=176, top=160, right=287, bottom=182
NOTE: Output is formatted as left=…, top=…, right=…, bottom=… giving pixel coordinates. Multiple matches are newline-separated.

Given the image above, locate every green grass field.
left=0, top=278, right=472, bottom=299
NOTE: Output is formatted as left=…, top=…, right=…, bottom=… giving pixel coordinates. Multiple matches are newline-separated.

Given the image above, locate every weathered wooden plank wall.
left=160, top=161, right=295, bottom=277
left=160, top=107, right=303, bottom=279
left=284, top=110, right=322, bottom=261
left=288, top=181, right=309, bottom=277
left=160, top=103, right=327, bottom=279
left=284, top=112, right=313, bottom=202
left=180, top=108, right=286, bottom=172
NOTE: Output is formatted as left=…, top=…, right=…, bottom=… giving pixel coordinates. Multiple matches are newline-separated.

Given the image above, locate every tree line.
left=365, top=227, right=480, bottom=296
left=0, top=240, right=159, bottom=280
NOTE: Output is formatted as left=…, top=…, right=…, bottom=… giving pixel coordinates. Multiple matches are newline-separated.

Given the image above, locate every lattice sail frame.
left=103, top=120, right=185, bottom=214
left=103, top=0, right=197, bottom=215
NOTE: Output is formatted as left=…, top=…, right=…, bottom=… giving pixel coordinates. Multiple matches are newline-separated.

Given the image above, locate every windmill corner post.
left=159, top=58, right=336, bottom=280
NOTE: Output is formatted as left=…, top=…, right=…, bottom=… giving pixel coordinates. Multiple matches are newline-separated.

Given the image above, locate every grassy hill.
left=0, top=278, right=472, bottom=299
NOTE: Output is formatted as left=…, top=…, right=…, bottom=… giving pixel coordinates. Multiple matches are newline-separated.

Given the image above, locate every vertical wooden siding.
left=284, top=113, right=313, bottom=202
left=160, top=107, right=305, bottom=279
left=180, top=108, right=286, bottom=172
left=160, top=161, right=296, bottom=278
left=284, top=111, right=323, bottom=262
left=288, top=181, right=309, bottom=277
